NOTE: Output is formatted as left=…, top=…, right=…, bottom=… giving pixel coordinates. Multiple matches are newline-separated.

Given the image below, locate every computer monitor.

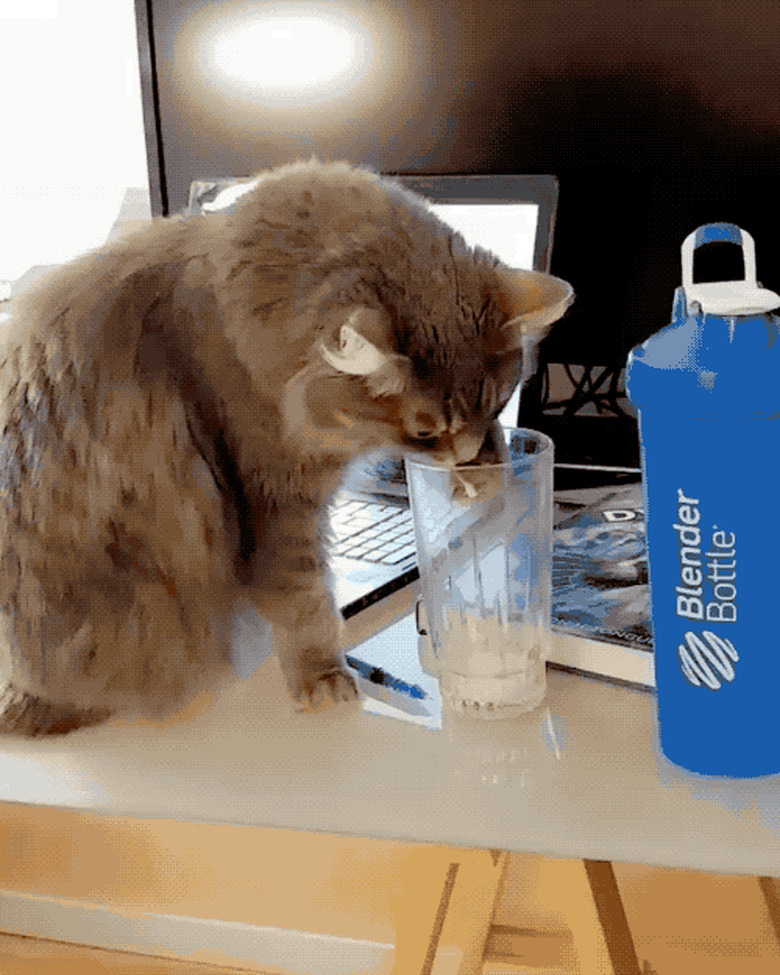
left=135, top=0, right=562, bottom=227
left=136, top=0, right=780, bottom=362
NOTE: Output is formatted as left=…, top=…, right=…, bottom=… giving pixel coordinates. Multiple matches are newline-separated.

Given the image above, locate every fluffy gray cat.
left=0, top=160, right=572, bottom=735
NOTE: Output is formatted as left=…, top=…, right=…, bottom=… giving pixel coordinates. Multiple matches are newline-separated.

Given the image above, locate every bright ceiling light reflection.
left=204, top=11, right=372, bottom=105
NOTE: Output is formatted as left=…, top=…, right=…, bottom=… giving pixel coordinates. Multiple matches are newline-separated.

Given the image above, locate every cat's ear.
left=492, top=269, right=574, bottom=350
left=319, top=308, right=409, bottom=396
left=321, top=319, right=388, bottom=376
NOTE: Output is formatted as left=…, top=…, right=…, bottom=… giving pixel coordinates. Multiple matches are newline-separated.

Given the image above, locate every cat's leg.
left=258, top=499, right=358, bottom=710
left=273, top=610, right=359, bottom=711
left=0, top=530, right=231, bottom=736
left=0, top=606, right=115, bottom=737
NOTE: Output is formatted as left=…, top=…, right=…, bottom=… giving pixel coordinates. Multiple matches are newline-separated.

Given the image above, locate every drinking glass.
left=407, top=428, right=554, bottom=718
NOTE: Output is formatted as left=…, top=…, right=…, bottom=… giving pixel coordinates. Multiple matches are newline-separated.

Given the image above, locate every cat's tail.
left=0, top=683, right=111, bottom=737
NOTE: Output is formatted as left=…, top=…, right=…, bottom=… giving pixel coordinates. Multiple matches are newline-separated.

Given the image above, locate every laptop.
left=187, top=172, right=560, bottom=616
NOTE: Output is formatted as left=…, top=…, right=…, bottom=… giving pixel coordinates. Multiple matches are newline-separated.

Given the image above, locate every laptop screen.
left=426, top=202, right=538, bottom=272
left=381, top=173, right=557, bottom=274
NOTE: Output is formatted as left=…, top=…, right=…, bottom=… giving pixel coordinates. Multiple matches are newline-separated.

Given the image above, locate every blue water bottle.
left=626, top=223, right=780, bottom=776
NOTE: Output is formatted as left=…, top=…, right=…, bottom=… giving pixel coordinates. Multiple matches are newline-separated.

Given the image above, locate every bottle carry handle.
left=680, top=223, right=780, bottom=316
left=681, top=223, right=757, bottom=291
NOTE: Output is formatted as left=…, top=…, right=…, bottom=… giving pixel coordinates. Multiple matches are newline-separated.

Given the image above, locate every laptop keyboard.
left=327, top=495, right=417, bottom=565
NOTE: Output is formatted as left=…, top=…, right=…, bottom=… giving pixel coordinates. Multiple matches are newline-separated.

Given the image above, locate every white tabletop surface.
left=1, top=602, right=779, bottom=879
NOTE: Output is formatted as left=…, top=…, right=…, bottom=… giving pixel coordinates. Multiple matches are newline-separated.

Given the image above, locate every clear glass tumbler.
left=406, top=428, right=554, bottom=718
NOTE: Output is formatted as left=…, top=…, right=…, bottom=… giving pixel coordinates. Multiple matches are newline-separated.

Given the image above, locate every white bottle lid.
left=681, top=224, right=780, bottom=315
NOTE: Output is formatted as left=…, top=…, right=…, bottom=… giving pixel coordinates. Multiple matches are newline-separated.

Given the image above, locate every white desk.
left=1, top=595, right=778, bottom=881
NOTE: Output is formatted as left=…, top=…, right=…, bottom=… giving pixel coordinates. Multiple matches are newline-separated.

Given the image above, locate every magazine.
left=553, top=481, right=653, bottom=653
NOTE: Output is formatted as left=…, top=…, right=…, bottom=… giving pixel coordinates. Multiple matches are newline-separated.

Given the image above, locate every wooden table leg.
left=392, top=847, right=507, bottom=975
left=758, top=876, right=780, bottom=948
left=583, top=860, right=642, bottom=975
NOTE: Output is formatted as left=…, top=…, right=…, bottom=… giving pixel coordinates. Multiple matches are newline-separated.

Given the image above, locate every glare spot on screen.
left=202, top=10, right=373, bottom=106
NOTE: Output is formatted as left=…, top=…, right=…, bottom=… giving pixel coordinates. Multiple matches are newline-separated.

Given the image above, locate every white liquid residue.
left=439, top=613, right=547, bottom=718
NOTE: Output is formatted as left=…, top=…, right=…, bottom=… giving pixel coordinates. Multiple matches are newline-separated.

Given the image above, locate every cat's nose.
left=452, top=431, right=482, bottom=464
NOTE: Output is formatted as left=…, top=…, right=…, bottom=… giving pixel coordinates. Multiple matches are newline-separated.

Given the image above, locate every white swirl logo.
left=677, top=630, right=738, bottom=690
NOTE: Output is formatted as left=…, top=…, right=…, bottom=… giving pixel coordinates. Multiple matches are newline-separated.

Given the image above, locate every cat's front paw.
left=290, top=666, right=359, bottom=712
left=0, top=683, right=111, bottom=737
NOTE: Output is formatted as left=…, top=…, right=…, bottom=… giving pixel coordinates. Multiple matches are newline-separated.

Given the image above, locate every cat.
left=0, top=159, right=573, bottom=736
